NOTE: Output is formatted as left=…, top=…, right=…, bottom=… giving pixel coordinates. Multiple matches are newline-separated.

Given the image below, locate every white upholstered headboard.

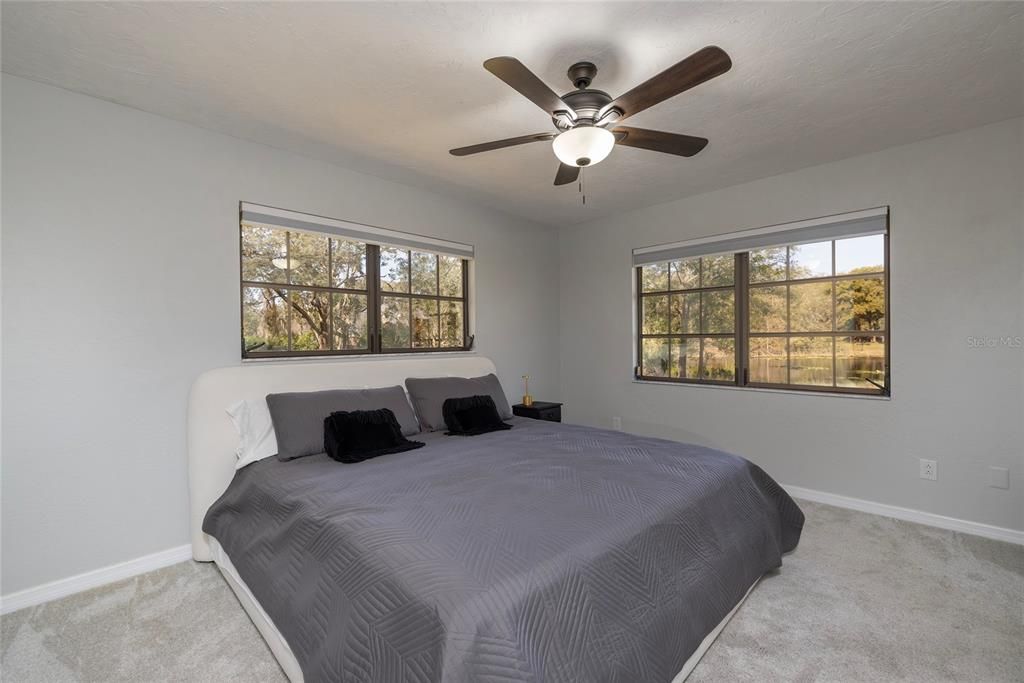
left=187, top=354, right=498, bottom=560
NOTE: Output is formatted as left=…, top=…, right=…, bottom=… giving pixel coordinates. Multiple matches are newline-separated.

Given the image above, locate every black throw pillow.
left=323, top=408, right=424, bottom=463
left=443, top=395, right=513, bottom=436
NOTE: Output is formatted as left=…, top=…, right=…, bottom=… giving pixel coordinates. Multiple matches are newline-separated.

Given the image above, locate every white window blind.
left=632, top=206, right=888, bottom=266
left=240, top=202, right=475, bottom=260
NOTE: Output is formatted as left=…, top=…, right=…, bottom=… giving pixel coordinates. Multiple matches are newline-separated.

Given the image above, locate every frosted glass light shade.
left=552, top=126, right=615, bottom=167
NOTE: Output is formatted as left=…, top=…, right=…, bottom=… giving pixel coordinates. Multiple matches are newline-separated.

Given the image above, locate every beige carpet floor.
left=2, top=501, right=1022, bottom=682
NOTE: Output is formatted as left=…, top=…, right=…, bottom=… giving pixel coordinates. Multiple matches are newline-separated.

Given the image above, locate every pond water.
left=644, top=341, right=885, bottom=390
left=749, top=351, right=885, bottom=388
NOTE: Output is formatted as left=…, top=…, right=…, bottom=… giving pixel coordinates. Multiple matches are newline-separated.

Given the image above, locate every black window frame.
left=240, top=225, right=470, bottom=360
left=635, top=254, right=742, bottom=386
left=635, top=233, right=890, bottom=397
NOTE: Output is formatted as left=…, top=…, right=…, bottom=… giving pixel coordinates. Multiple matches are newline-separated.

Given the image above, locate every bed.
left=188, top=356, right=803, bottom=682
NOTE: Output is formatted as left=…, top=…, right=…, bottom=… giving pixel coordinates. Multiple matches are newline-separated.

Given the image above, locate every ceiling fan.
left=449, top=46, right=732, bottom=186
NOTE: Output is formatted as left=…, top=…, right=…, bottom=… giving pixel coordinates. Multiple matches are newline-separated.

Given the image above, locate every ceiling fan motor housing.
left=555, top=88, right=612, bottom=129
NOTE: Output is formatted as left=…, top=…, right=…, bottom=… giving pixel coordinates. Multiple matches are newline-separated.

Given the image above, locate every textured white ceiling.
left=3, top=2, right=1022, bottom=227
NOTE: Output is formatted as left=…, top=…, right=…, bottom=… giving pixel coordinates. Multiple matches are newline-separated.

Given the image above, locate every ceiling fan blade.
left=602, top=46, right=731, bottom=122
left=449, top=133, right=555, bottom=156
left=613, top=126, right=709, bottom=157
left=484, top=57, right=577, bottom=121
left=554, top=163, right=579, bottom=186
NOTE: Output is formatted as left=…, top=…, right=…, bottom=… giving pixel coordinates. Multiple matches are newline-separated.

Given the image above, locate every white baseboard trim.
left=784, top=484, right=1024, bottom=546
left=0, top=544, right=193, bottom=615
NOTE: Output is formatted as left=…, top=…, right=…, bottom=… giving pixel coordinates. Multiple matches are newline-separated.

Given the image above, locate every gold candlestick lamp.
left=522, top=375, right=533, bottom=407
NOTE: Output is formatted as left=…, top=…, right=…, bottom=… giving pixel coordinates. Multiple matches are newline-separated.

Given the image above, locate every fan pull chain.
left=579, top=167, right=586, bottom=205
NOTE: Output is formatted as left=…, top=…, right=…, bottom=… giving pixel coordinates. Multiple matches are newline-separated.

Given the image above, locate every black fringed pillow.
left=443, top=395, right=513, bottom=436
left=323, top=408, right=424, bottom=463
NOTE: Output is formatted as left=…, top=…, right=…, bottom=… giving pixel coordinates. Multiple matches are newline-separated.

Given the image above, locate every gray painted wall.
left=3, top=73, right=1021, bottom=598
left=1, top=75, right=560, bottom=594
left=559, top=117, right=1023, bottom=532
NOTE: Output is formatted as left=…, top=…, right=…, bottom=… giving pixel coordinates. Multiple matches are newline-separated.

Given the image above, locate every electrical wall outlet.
left=919, top=458, right=937, bottom=481
left=989, top=467, right=1010, bottom=489
left=611, top=416, right=622, bottom=431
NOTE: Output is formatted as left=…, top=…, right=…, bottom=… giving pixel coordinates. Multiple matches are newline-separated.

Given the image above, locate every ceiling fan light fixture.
left=552, top=126, right=615, bottom=168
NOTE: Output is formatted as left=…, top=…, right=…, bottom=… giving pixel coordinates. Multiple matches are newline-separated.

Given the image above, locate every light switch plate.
left=989, top=466, right=1010, bottom=489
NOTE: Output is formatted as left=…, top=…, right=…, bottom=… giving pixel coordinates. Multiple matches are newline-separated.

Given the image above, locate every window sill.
left=242, top=350, right=478, bottom=366
left=631, top=378, right=891, bottom=401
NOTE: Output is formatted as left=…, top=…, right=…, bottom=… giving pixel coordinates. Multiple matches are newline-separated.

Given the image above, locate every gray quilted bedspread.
left=204, top=418, right=803, bottom=683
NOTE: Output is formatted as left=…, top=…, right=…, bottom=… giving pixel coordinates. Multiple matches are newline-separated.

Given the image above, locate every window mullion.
left=435, top=255, right=441, bottom=348
left=698, top=337, right=705, bottom=380
left=884, top=232, right=891, bottom=393
left=462, top=259, right=470, bottom=348
left=831, top=239, right=838, bottom=388
left=407, top=297, right=413, bottom=350
left=635, top=267, right=642, bottom=377
left=285, top=232, right=292, bottom=351
left=327, top=239, right=334, bottom=351
left=736, top=252, right=748, bottom=387
left=696, top=259, right=704, bottom=381
left=407, top=252, right=413, bottom=351
left=368, top=244, right=381, bottom=353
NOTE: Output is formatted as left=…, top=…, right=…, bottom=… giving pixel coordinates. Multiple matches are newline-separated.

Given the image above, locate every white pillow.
left=227, top=398, right=279, bottom=470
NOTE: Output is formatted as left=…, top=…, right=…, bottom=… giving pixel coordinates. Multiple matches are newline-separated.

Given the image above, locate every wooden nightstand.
left=512, top=401, right=562, bottom=422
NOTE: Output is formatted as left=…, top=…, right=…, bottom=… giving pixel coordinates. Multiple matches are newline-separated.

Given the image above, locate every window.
left=634, top=208, right=889, bottom=396
left=378, top=248, right=466, bottom=351
left=638, top=255, right=737, bottom=383
left=240, top=203, right=470, bottom=358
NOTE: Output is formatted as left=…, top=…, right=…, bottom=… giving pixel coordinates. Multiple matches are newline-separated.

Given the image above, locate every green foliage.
left=411, top=251, right=437, bottom=295
left=701, top=255, right=734, bottom=286
left=380, top=247, right=410, bottom=293
left=702, top=291, right=734, bottom=333
left=749, top=286, right=785, bottom=332
left=642, top=295, right=670, bottom=334
left=439, top=255, right=463, bottom=297
left=670, top=259, right=699, bottom=290
left=641, top=262, right=669, bottom=292
left=749, top=247, right=786, bottom=282
left=789, top=282, right=832, bottom=332
left=836, top=267, right=885, bottom=331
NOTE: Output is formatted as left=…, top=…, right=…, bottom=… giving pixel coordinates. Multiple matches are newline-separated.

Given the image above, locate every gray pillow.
left=405, top=373, right=512, bottom=432
left=266, top=386, right=419, bottom=461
